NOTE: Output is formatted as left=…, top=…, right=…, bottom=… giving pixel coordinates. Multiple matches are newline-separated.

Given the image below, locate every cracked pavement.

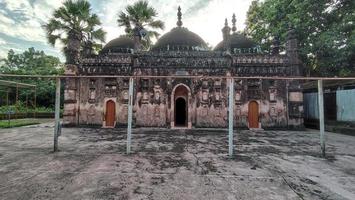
left=0, top=123, right=355, bottom=199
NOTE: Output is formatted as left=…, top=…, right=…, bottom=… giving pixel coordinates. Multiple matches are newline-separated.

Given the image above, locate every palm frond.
left=46, top=34, right=62, bottom=46
left=44, top=0, right=105, bottom=61
left=116, top=0, right=164, bottom=48
left=117, top=11, right=132, bottom=32
left=147, top=20, right=165, bottom=30
left=87, top=14, right=101, bottom=26
left=91, top=28, right=106, bottom=42
left=148, top=30, right=160, bottom=39
left=54, top=7, right=72, bottom=25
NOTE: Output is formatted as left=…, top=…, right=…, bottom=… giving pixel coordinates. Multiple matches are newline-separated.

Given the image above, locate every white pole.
left=318, top=80, right=325, bottom=157
left=228, top=78, right=234, bottom=157
left=127, top=77, right=134, bottom=154
left=54, top=78, right=61, bottom=152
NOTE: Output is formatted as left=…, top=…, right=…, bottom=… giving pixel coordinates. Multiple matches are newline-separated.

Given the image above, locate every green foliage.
left=0, top=48, right=62, bottom=75
left=43, top=0, right=106, bottom=59
left=117, top=0, right=165, bottom=49
left=0, top=48, right=63, bottom=108
left=0, top=119, right=40, bottom=128
left=0, top=102, right=55, bottom=114
left=245, top=0, right=355, bottom=77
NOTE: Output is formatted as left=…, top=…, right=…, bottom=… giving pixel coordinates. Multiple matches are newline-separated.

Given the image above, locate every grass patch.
left=0, top=119, right=40, bottom=128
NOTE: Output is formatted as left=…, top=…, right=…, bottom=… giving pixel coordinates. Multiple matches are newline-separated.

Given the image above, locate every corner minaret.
left=63, top=30, right=80, bottom=126
left=271, top=37, right=280, bottom=55
left=286, top=27, right=298, bottom=58
left=232, top=13, right=237, bottom=33
left=286, top=26, right=302, bottom=76
left=177, top=6, right=183, bottom=27
left=285, top=26, right=303, bottom=128
left=222, top=18, right=231, bottom=41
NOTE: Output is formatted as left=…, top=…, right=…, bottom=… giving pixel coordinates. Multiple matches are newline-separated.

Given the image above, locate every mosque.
left=63, top=7, right=303, bottom=129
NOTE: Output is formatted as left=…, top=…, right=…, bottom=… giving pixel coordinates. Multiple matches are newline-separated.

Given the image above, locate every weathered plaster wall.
left=196, top=106, right=228, bottom=127
left=68, top=76, right=302, bottom=129
left=63, top=49, right=304, bottom=129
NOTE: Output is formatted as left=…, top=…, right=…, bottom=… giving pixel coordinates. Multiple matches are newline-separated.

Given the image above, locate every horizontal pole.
left=0, top=80, right=36, bottom=88
left=1, top=73, right=355, bottom=80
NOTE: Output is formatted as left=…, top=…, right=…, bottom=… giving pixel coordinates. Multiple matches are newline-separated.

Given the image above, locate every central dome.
left=152, top=27, right=208, bottom=51
left=151, top=6, right=208, bottom=52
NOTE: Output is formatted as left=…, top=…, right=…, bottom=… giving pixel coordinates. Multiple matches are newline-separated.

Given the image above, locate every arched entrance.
left=172, top=84, right=190, bottom=128
left=248, top=101, right=259, bottom=128
left=175, top=97, right=187, bottom=126
left=105, top=100, right=116, bottom=127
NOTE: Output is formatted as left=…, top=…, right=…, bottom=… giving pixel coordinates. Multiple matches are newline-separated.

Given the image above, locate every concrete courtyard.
left=0, top=123, right=355, bottom=200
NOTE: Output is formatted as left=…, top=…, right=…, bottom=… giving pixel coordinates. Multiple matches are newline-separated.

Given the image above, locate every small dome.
left=151, top=27, right=208, bottom=51
left=101, top=36, right=134, bottom=54
left=214, top=33, right=259, bottom=53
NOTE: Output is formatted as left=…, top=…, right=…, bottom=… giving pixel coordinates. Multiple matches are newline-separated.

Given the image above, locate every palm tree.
left=117, top=0, right=165, bottom=50
left=43, top=0, right=106, bottom=64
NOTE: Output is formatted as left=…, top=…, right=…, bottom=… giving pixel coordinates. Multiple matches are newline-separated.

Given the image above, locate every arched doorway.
left=172, top=84, right=189, bottom=128
left=248, top=101, right=259, bottom=128
left=105, top=100, right=116, bottom=127
left=175, top=97, right=187, bottom=126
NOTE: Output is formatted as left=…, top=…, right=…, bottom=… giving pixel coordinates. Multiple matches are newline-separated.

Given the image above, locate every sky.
left=0, top=0, right=254, bottom=61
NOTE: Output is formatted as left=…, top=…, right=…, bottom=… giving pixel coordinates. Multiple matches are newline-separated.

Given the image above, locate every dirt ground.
left=0, top=123, right=355, bottom=200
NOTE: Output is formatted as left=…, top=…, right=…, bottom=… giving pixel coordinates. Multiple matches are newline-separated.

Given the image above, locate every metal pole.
left=127, top=77, right=134, bottom=154
left=34, top=87, right=37, bottom=118
left=25, top=93, right=28, bottom=118
left=77, top=78, right=81, bottom=125
left=15, top=84, right=18, bottom=119
left=7, top=89, right=10, bottom=126
left=228, top=78, right=234, bottom=157
left=318, top=80, right=325, bottom=157
left=54, top=78, right=61, bottom=152
left=286, top=80, right=289, bottom=128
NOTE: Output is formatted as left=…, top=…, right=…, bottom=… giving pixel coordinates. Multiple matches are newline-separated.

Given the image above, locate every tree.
left=117, top=0, right=165, bottom=49
left=43, top=0, right=106, bottom=63
left=1, top=48, right=62, bottom=75
left=245, top=0, right=354, bottom=77
left=0, top=48, right=63, bottom=107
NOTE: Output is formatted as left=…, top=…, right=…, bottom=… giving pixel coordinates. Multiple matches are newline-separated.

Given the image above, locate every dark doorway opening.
left=324, top=92, right=337, bottom=120
left=175, top=97, right=187, bottom=126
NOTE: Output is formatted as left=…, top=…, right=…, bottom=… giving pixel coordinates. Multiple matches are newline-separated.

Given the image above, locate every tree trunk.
left=65, top=30, right=82, bottom=64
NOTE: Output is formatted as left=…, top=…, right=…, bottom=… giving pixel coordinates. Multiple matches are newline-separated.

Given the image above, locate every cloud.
left=0, top=0, right=254, bottom=60
left=181, top=0, right=254, bottom=46
left=184, top=0, right=214, bottom=17
left=100, top=0, right=254, bottom=47
left=0, top=38, right=7, bottom=45
left=0, top=0, right=66, bottom=40
left=0, top=21, right=44, bottom=43
left=0, top=12, right=15, bottom=24
left=0, top=44, right=23, bottom=59
left=0, top=0, right=66, bottom=59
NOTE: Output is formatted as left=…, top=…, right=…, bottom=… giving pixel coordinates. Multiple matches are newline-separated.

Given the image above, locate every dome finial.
left=222, top=18, right=231, bottom=41
left=224, top=18, right=228, bottom=26
left=177, top=6, right=183, bottom=27
left=232, top=13, right=237, bottom=33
